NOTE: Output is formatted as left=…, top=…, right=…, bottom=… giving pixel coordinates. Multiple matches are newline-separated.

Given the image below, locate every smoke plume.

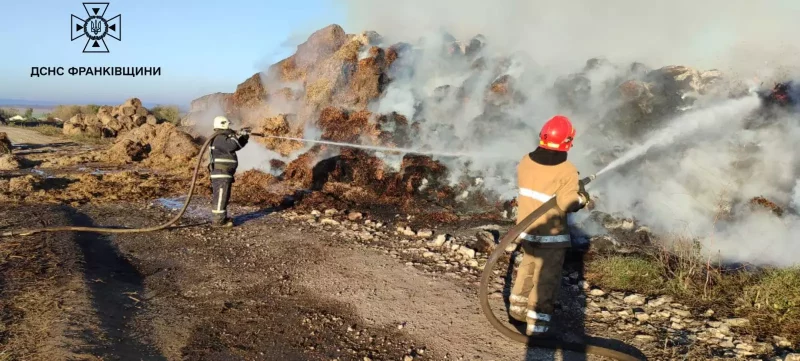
left=319, top=0, right=800, bottom=267
left=337, top=0, right=800, bottom=76
left=184, top=0, right=800, bottom=267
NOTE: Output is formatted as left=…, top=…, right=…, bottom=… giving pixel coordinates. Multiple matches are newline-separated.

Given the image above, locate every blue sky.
left=0, top=0, right=347, bottom=107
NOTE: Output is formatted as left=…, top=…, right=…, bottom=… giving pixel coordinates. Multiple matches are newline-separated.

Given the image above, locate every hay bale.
left=123, top=98, right=143, bottom=108
left=9, top=175, right=39, bottom=193
left=120, top=106, right=136, bottom=117
left=232, top=73, right=267, bottom=108
left=230, top=170, right=284, bottom=206
left=60, top=98, right=156, bottom=139
left=252, top=114, right=305, bottom=156
left=749, top=196, right=784, bottom=217
left=317, top=107, right=376, bottom=143
left=553, top=73, right=591, bottom=109
left=0, top=132, right=12, bottom=155
left=295, top=24, right=348, bottom=68
left=0, top=154, right=19, bottom=170
left=106, top=123, right=199, bottom=168
left=283, top=146, right=324, bottom=187
left=329, top=148, right=386, bottom=186
left=340, top=46, right=390, bottom=108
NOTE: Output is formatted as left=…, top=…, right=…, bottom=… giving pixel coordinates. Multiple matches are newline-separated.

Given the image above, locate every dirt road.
left=0, top=125, right=642, bottom=360
left=0, top=197, right=633, bottom=361
left=0, top=125, right=63, bottom=145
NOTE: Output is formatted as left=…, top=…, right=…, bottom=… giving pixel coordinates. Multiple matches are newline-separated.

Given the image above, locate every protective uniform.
left=208, top=116, right=249, bottom=227
left=508, top=115, right=590, bottom=336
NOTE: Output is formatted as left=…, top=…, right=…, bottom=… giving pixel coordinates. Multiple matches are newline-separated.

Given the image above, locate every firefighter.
left=508, top=115, right=591, bottom=336
left=208, top=115, right=250, bottom=227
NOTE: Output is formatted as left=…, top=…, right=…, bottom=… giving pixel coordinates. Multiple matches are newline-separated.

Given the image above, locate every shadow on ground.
left=500, top=241, right=647, bottom=361
left=63, top=206, right=167, bottom=361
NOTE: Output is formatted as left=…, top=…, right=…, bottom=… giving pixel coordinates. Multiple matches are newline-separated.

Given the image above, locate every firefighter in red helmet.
left=508, top=115, right=591, bottom=336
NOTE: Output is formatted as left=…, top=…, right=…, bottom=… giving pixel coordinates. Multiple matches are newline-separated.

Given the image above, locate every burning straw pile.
left=182, top=24, right=791, bottom=219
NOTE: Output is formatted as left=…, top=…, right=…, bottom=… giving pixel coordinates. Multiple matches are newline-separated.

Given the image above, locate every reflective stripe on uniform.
left=540, top=140, right=564, bottom=149
left=212, top=210, right=226, bottom=214
left=216, top=187, right=224, bottom=211
left=526, top=311, right=551, bottom=322
left=519, top=187, right=554, bottom=203
left=210, top=174, right=233, bottom=179
left=509, top=294, right=528, bottom=304
left=509, top=305, right=527, bottom=315
left=519, top=232, right=570, bottom=244
left=527, top=324, right=549, bottom=334
left=213, top=158, right=238, bottom=163
left=231, top=136, right=243, bottom=148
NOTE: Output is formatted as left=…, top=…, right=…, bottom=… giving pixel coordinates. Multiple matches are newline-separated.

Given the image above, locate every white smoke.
left=311, top=0, right=800, bottom=267
left=337, top=0, right=800, bottom=76
left=186, top=95, right=289, bottom=175
left=187, top=96, right=225, bottom=137
left=236, top=144, right=281, bottom=174
left=183, top=0, right=800, bottom=267
left=792, top=180, right=800, bottom=211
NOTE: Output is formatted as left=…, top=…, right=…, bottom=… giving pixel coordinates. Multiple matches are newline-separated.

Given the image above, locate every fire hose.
left=478, top=174, right=645, bottom=361
left=0, top=130, right=224, bottom=237
left=3, top=127, right=646, bottom=359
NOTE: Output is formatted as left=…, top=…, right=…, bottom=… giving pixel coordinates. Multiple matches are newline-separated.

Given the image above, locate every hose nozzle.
left=580, top=174, right=597, bottom=186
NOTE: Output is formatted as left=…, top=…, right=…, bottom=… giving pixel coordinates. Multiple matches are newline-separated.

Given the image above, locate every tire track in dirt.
left=0, top=204, right=160, bottom=361
left=2, top=201, right=625, bottom=360
left=64, top=207, right=167, bottom=361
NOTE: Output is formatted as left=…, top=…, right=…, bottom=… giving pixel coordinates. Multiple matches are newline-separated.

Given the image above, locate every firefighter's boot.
left=212, top=213, right=234, bottom=227
left=525, top=311, right=554, bottom=336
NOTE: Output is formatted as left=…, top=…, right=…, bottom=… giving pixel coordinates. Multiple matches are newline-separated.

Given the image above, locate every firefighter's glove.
left=238, top=134, right=250, bottom=147
left=238, top=127, right=251, bottom=136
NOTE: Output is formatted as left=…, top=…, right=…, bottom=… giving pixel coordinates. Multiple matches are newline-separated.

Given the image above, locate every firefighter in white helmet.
left=208, top=115, right=250, bottom=227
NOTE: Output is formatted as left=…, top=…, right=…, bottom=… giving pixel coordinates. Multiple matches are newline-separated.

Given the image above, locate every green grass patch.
left=150, top=105, right=182, bottom=125
left=28, top=125, right=62, bottom=137
left=68, top=133, right=110, bottom=145
left=586, top=254, right=666, bottom=294
left=587, top=241, right=800, bottom=343
left=24, top=124, right=110, bottom=145
left=737, top=267, right=800, bottom=342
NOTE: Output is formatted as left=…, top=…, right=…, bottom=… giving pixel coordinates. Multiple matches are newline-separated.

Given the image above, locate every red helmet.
left=539, top=115, right=576, bottom=151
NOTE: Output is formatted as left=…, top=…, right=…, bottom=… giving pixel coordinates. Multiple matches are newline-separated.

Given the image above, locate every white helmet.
left=213, top=116, right=230, bottom=130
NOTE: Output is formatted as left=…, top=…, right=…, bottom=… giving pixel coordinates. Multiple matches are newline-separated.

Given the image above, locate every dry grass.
left=305, top=79, right=334, bottom=107
left=28, top=125, right=62, bottom=137
left=150, top=105, right=181, bottom=125
left=27, top=125, right=111, bottom=145
left=587, top=237, right=800, bottom=343
left=332, top=40, right=362, bottom=62
left=0, top=108, right=19, bottom=118
left=0, top=225, right=82, bottom=360
left=49, top=104, right=100, bottom=121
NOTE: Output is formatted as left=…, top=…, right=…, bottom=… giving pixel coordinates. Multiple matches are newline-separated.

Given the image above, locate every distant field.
left=0, top=106, right=55, bottom=117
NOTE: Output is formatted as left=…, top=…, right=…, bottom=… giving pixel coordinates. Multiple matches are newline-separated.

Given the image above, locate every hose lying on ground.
left=1, top=131, right=222, bottom=237
left=478, top=177, right=645, bottom=361
left=6, top=129, right=645, bottom=359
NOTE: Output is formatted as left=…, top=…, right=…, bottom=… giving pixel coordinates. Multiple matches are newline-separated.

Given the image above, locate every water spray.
left=595, top=95, right=761, bottom=177
left=250, top=133, right=496, bottom=159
